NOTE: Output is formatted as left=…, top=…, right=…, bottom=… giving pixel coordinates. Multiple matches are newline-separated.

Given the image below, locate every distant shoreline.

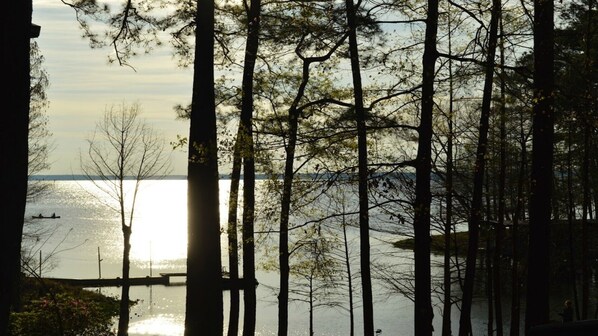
left=30, top=172, right=416, bottom=181
left=30, top=174, right=271, bottom=181
left=30, top=174, right=188, bottom=181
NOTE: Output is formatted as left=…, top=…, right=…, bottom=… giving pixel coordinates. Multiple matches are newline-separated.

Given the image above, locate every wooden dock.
left=36, top=273, right=249, bottom=290
left=45, top=276, right=169, bottom=287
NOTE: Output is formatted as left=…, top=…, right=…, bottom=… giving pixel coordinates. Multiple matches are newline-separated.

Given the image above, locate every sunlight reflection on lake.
left=129, top=315, right=185, bottom=336
left=128, top=180, right=188, bottom=263
left=25, top=180, right=194, bottom=276
left=24, top=178, right=506, bottom=336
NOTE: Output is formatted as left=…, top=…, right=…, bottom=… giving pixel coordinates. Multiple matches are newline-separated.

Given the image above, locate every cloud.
left=33, top=3, right=192, bottom=175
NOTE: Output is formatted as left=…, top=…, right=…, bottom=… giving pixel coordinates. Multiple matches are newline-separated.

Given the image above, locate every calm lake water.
left=23, top=179, right=566, bottom=335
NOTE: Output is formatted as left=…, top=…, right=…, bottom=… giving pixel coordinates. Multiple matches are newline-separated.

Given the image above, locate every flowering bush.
left=9, top=280, right=120, bottom=336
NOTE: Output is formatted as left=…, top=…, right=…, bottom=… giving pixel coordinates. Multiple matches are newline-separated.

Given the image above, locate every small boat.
left=32, top=213, right=61, bottom=219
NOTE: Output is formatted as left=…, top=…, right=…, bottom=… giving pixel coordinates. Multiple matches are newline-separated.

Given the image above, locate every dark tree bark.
left=487, top=228, right=495, bottom=336
left=345, top=0, right=374, bottom=334
left=524, top=0, right=554, bottom=330
left=566, top=120, right=580, bottom=322
left=239, top=1, right=261, bottom=335
left=226, top=131, right=241, bottom=336
left=580, top=0, right=594, bottom=320
left=118, top=226, right=132, bottom=336
left=581, top=92, right=590, bottom=321
left=117, top=149, right=131, bottom=336
left=276, top=62, right=311, bottom=336
left=509, top=112, right=527, bottom=336
left=413, top=0, right=439, bottom=334
left=276, top=56, right=310, bottom=336
left=277, top=108, right=297, bottom=336
left=494, top=11, right=506, bottom=335
left=241, top=124, right=257, bottom=336
left=442, top=17, right=455, bottom=336
left=342, top=218, right=355, bottom=336
left=185, top=0, right=223, bottom=334
left=0, top=1, right=32, bottom=334
left=458, top=0, right=501, bottom=334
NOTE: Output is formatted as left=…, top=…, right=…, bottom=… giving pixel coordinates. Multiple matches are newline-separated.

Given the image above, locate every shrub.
left=9, top=279, right=120, bottom=336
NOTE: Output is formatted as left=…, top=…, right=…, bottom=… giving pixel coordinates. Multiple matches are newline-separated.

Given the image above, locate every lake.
left=23, top=179, right=564, bottom=335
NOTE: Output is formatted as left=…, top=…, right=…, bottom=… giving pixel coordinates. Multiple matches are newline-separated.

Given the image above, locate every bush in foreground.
left=9, top=278, right=120, bottom=336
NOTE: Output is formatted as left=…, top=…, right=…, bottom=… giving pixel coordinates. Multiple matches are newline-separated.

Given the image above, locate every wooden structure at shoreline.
left=35, top=272, right=248, bottom=290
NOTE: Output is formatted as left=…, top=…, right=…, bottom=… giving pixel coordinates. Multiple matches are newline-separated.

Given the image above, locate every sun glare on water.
left=127, top=179, right=232, bottom=266
left=128, top=180, right=188, bottom=264
left=128, top=314, right=184, bottom=336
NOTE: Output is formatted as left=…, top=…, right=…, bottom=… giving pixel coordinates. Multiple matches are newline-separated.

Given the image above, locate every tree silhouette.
left=80, top=103, right=171, bottom=336
left=0, top=2, right=33, bottom=333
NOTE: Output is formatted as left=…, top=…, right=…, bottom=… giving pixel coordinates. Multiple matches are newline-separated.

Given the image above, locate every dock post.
left=149, top=241, right=153, bottom=277
left=97, top=247, right=102, bottom=279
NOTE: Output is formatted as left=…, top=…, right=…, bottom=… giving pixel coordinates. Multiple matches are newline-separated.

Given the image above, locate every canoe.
left=31, top=215, right=61, bottom=219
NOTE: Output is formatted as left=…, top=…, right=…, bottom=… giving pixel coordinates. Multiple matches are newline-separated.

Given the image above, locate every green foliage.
left=28, top=41, right=53, bottom=199
left=9, top=279, right=120, bottom=336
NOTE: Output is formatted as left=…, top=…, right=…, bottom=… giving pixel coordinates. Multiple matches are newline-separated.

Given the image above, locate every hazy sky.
left=32, top=1, right=193, bottom=175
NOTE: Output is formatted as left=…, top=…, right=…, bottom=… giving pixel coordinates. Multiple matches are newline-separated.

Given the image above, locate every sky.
left=32, top=1, right=193, bottom=175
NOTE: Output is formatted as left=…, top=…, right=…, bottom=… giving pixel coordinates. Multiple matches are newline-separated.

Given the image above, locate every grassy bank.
left=393, top=230, right=472, bottom=255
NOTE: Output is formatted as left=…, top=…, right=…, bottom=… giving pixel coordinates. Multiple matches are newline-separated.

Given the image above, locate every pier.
left=35, top=272, right=248, bottom=290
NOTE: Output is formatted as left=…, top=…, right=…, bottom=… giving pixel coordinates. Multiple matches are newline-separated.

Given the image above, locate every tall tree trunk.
left=581, top=0, right=593, bottom=320
left=458, top=0, right=500, bottom=334
left=345, top=0, right=374, bottom=334
left=342, top=216, right=355, bottom=336
left=276, top=34, right=345, bottom=335
left=566, top=120, right=580, bottom=321
left=239, top=0, right=261, bottom=334
left=309, top=275, right=314, bottom=336
left=487, top=228, right=495, bottom=336
left=442, top=17, right=455, bottom=336
left=118, top=157, right=130, bottom=336
left=277, top=118, right=296, bottom=336
left=118, top=226, right=131, bottom=336
left=485, top=179, right=494, bottom=336
left=226, top=130, right=242, bottom=336
left=509, top=113, right=527, bottom=336
left=494, top=12, right=506, bottom=335
left=185, top=0, right=223, bottom=334
left=276, top=59, right=311, bottom=336
left=413, top=0, right=439, bottom=334
left=524, top=0, right=554, bottom=330
left=241, top=130, right=256, bottom=336
left=0, top=2, right=32, bottom=333
left=581, top=115, right=590, bottom=320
